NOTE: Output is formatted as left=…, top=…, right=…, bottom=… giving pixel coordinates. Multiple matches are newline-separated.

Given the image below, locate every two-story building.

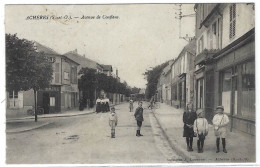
left=194, top=3, right=255, bottom=135
left=171, top=40, right=196, bottom=109
left=7, top=42, right=79, bottom=115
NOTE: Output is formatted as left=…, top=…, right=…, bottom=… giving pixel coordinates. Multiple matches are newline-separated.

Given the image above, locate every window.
left=198, top=36, right=204, bottom=53
left=9, top=91, right=18, bottom=98
left=50, top=97, right=55, bottom=106
left=229, top=4, right=236, bottom=39
left=64, top=72, right=69, bottom=80
left=71, top=67, right=77, bottom=84
left=241, top=61, right=255, bottom=119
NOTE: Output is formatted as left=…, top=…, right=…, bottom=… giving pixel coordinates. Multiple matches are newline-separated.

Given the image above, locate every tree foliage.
left=6, top=34, right=53, bottom=92
left=144, top=61, right=170, bottom=100
left=6, top=34, right=53, bottom=121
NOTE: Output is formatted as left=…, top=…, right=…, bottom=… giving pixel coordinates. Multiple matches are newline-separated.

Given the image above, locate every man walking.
left=134, top=101, right=144, bottom=137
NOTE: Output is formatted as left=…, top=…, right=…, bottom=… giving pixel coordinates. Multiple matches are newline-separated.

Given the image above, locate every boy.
left=213, top=106, right=229, bottom=153
left=109, top=106, right=118, bottom=138
left=193, top=109, right=209, bottom=153
left=134, top=101, right=144, bottom=137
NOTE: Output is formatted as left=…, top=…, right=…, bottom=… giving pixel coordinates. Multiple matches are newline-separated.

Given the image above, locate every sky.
left=5, top=4, right=195, bottom=88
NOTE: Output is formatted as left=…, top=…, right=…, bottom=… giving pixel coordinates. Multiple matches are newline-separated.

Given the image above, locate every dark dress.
left=183, top=111, right=197, bottom=137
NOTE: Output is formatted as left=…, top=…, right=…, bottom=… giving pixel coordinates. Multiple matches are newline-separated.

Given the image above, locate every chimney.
left=83, top=54, right=86, bottom=58
left=116, top=68, right=118, bottom=77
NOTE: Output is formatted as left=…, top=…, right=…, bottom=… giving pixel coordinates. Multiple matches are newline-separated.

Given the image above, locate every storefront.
left=215, top=35, right=255, bottom=135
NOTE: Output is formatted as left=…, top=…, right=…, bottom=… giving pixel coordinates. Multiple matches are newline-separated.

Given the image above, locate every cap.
left=196, top=109, right=204, bottom=116
left=216, top=106, right=224, bottom=113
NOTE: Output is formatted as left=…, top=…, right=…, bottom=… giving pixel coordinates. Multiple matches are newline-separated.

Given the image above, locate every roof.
left=162, top=60, right=174, bottom=75
left=34, top=41, right=60, bottom=55
left=101, top=64, right=113, bottom=72
left=34, top=41, right=79, bottom=65
left=64, top=50, right=100, bottom=70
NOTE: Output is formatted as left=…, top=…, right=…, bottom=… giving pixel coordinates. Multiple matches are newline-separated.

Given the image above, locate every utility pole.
left=175, top=4, right=195, bottom=42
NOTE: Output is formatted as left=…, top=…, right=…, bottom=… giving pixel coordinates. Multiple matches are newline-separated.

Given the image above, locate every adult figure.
left=105, top=98, right=110, bottom=112
left=95, top=97, right=101, bottom=113
left=129, top=99, right=134, bottom=112
left=183, top=103, right=197, bottom=151
left=134, top=101, right=144, bottom=137
left=213, top=106, right=229, bottom=153
left=148, top=96, right=154, bottom=109
left=100, top=96, right=105, bottom=113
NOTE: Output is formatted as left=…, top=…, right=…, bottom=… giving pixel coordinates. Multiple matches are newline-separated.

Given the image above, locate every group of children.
left=108, top=101, right=144, bottom=138
left=96, top=97, right=110, bottom=113
left=183, top=105, right=229, bottom=153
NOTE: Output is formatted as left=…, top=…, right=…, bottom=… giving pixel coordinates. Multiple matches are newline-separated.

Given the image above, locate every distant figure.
left=194, top=109, right=209, bottom=153
left=148, top=96, right=154, bottom=109
left=183, top=104, right=197, bottom=151
left=109, top=106, right=118, bottom=138
left=213, top=106, right=229, bottom=153
left=134, top=101, right=144, bottom=137
left=95, top=97, right=101, bottom=113
left=129, top=99, right=134, bottom=112
left=104, top=98, right=110, bottom=112
left=100, top=97, right=105, bottom=113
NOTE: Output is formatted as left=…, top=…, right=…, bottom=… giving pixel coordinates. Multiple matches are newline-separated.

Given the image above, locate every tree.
left=6, top=34, right=53, bottom=122
left=144, top=61, right=170, bottom=100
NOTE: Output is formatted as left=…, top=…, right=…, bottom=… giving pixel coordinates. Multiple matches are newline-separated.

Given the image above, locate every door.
left=43, top=93, right=50, bottom=114
left=205, top=70, right=215, bottom=121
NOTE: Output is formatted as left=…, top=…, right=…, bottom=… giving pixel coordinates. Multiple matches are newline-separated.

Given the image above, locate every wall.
left=222, top=4, right=255, bottom=48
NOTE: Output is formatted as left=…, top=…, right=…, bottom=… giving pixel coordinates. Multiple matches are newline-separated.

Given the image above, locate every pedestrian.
left=134, top=101, right=144, bottom=137
left=183, top=103, right=197, bottom=151
left=193, top=109, right=209, bottom=153
left=129, top=99, right=134, bottom=112
left=109, top=106, right=118, bottom=138
left=105, top=98, right=110, bottom=112
left=148, top=96, right=154, bottom=109
left=95, top=97, right=101, bottom=113
left=100, top=97, right=105, bottom=113
left=213, top=106, right=229, bottom=153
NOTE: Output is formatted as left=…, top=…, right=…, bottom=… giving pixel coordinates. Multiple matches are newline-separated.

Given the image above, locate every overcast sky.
left=5, top=4, right=195, bottom=88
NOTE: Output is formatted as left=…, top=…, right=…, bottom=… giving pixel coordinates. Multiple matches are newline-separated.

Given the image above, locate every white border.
left=1, top=0, right=259, bottom=166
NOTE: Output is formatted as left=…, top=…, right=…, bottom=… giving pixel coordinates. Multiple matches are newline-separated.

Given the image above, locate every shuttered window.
left=229, top=4, right=236, bottom=39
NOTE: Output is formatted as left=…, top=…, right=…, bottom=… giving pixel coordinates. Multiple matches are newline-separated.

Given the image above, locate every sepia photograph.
left=3, top=2, right=256, bottom=165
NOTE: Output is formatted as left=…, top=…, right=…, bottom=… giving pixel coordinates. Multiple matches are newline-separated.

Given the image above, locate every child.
left=109, top=106, right=118, bottom=138
left=193, top=109, right=209, bottom=153
left=213, top=106, right=229, bottom=153
left=134, top=101, right=144, bottom=137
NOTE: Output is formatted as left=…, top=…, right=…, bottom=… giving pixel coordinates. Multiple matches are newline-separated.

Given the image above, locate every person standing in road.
left=134, top=101, right=144, bottom=137
left=213, top=106, right=229, bottom=153
left=95, top=97, right=101, bottom=113
left=194, top=109, right=209, bottom=153
left=129, top=99, right=134, bottom=112
left=109, top=106, right=118, bottom=138
left=183, top=103, right=197, bottom=151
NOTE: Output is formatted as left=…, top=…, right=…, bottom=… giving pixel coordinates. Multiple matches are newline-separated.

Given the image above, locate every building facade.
left=7, top=42, right=79, bottom=115
left=194, top=3, right=255, bottom=134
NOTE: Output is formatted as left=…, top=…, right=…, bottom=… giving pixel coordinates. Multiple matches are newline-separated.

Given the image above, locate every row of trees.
left=144, top=61, right=170, bottom=100
left=6, top=34, right=53, bottom=122
left=78, top=67, right=132, bottom=110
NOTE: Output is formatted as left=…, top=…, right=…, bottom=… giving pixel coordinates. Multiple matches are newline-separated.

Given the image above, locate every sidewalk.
left=153, top=103, right=256, bottom=163
left=6, top=108, right=95, bottom=122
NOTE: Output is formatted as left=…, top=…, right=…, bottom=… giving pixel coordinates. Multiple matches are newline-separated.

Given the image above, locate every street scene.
left=5, top=3, right=255, bottom=165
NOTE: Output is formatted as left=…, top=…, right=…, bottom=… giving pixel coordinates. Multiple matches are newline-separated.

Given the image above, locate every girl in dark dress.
left=183, top=103, right=197, bottom=151
left=95, top=97, right=101, bottom=113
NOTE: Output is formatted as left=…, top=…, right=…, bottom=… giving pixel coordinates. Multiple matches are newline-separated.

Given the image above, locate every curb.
left=151, top=110, right=195, bottom=162
left=6, top=111, right=95, bottom=123
left=6, top=122, right=52, bottom=134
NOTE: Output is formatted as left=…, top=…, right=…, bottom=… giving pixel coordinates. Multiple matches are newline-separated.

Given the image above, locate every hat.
left=216, top=106, right=224, bottom=113
left=196, top=109, right=204, bottom=116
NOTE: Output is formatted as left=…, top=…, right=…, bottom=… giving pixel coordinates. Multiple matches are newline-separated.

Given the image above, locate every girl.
left=183, top=103, right=197, bottom=151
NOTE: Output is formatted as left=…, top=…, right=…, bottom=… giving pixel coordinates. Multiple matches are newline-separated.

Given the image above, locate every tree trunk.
left=34, top=89, right=37, bottom=122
